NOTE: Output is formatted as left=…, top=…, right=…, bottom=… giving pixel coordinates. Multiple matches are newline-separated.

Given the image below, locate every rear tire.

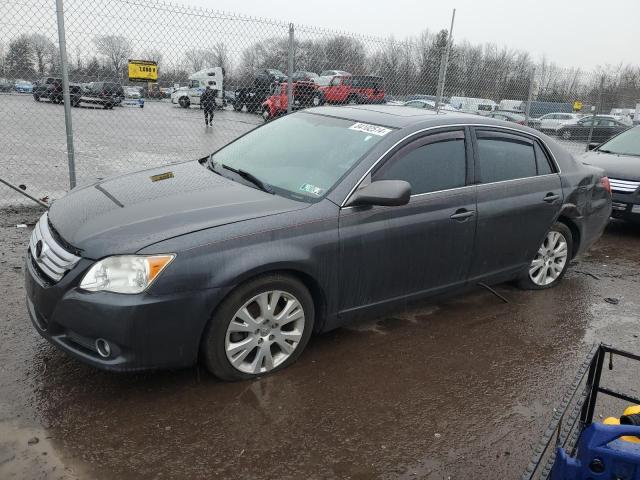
left=560, top=130, right=572, bottom=140
left=201, top=274, right=315, bottom=381
left=33, top=93, right=40, bottom=102
left=518, top=222, right=573, bottom=290
left=233, top=100, right=243, bottom=112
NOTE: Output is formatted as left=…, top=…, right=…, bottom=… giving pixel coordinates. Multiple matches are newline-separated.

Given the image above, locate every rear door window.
left=534, top=142, right=554, bottom=175
left=475, top=130, right=537, bottom=183
left=374, top=130, right=467, bottom=195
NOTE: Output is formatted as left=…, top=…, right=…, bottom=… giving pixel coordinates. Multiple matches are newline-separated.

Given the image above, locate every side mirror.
left=346, top=180, right=411, bottom=207
left=587, top=142, right=600, bottom=151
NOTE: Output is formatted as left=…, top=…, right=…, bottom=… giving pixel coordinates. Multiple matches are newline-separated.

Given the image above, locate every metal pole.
left=287, top=23, right=294, bottom=114
left=0, top=177, right=49, bottom=208
left=586, top=75, right=605, bottom=150
left=435, top=8, right=456, bottom=112
left=525, top=67, right=535, bottom=125
left=55, top=0, right=76, bottom=189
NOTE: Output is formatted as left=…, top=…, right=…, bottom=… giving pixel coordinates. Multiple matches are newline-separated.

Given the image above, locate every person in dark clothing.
left=201, top=85, right=217, bottom=126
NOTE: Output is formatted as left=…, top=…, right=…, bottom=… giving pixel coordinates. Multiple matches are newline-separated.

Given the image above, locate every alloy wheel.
left=225, top=290, right=305, bottom=375
left=529, top=231, right=568, bottom=286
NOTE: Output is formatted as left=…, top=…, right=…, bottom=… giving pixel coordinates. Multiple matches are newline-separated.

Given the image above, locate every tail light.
left=600, top=176, right=611, bottom=194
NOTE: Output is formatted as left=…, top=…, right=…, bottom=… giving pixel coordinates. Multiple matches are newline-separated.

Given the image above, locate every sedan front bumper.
left=25, top=252, right=224, bottom=372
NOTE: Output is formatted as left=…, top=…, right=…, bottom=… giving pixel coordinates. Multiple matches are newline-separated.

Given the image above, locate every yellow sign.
left=128, top=60, right=158, bottom=82
left=573, top=101, right=583, bottom=111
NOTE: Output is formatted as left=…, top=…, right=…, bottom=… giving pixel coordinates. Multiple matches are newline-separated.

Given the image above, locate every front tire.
left=33, top=93, right=40, bottom=102
left=178, top=96, right=190, bottom=108
left=201, top=274, right=315, bottom=381
left=560, top=130, right=572, bottom=140
left=518, top=222, right=573, bottom=290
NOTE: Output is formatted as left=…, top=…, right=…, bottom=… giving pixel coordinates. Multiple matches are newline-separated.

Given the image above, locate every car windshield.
left=209, top=112, right=392, bottom=202
left=597, top=127, right=640, bottom=156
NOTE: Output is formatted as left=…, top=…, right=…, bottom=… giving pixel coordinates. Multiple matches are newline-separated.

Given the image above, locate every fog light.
left=95, top=338, right=111, bottom=358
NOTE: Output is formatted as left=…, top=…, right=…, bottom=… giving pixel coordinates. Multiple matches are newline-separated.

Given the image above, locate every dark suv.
left=81, top=82, right=125, bottom=109
left=33, top=77, right=82, bottom=106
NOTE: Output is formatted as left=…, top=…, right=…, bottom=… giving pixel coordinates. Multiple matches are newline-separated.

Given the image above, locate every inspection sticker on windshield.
left=349, top=122, right=391, bottom=136
left=299, top=184, right=324, bottom=196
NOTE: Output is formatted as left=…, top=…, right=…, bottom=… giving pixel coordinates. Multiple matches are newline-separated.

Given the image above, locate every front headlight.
left=79, top=255, right=175, bottom=294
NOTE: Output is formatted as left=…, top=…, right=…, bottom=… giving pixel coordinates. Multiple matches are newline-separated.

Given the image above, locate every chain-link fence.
left=1, top=0, right=639, bottom=207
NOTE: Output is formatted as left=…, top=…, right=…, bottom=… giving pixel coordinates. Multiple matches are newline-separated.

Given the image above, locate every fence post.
left=525, top=67, right=535, bottom=124
left=55, top=0, right=76, bottom=189
left=435, top=8, right=455, bottom=112
left=586, top=75, right=605, bottom=150
left=287, top=23, right=294, bottom=114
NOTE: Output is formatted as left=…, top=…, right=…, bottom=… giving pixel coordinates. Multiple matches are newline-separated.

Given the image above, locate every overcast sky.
left=183, top=0, right=638, bottom=69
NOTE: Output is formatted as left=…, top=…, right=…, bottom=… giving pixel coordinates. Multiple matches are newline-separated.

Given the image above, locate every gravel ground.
left=1, top=204, right=639, bottom=480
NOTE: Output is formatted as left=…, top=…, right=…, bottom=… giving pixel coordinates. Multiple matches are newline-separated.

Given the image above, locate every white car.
left=403, top=99, right=457, bottom=111
left=537, top=112, right=582, bottom=133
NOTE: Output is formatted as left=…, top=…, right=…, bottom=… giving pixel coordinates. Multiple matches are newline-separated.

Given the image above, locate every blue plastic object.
left=551, top=423, right=640, bottom=480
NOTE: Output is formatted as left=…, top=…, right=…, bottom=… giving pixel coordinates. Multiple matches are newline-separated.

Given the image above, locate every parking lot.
left=0, top=93, right=591, bottom=207
left=1, top=202, right=639, bottom=479
left=0, top=94, right=263, bottom=206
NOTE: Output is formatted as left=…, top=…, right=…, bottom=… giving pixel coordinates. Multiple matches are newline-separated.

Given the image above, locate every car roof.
left=309, top=104, right=498, bottom=129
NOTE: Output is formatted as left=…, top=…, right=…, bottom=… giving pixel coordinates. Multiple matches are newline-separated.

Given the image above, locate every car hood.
left=581, top=151, right=640, bottom=181
left=48, top=161, right=307, bottom=259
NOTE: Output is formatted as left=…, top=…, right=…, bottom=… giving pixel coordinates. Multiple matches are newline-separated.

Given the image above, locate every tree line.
left=2, top=29, right=639, bottom=111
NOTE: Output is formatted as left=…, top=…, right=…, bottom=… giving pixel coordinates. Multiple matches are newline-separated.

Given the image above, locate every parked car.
left=261, top=81, right=321, bottom=121
left=449, top=96, right=498, bottom=115
left=406, top=94, right=450, bottom=103
left=320, top=69, right=351, bottom=77
left=557, top=116, right=630, bottom=142
left=124, top=86, right=143, bottom=99
left=0, top=77, right=13, bottom=92
left=350, top=75, right=385, bottom=104
left=25, top=106, right=611, bottom=380
left=121, top=90, right=145, bottom=108
left=486, top=110, right=527, bottom=125
left=520, top=100, right=574, bottom=118
left=581, top=126, right=640, bottom=223
left=532, top=112, right=582, bottom=133
left=233, top=69, right=284, bottom=113
left=80, top=81, right=125, bottom=109
left=291, top=71, right=319, bottom=83
left=14, top=80, right=33, bottom=93
left=403, top=99, right=457, bottom=111
left=316, top=75, right=352, bottom=104
left=33, top=77, right=82, bottom=106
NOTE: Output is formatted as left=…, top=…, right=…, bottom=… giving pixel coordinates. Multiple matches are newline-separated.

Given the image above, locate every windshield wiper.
left=221, top=164, right=274, bottom=194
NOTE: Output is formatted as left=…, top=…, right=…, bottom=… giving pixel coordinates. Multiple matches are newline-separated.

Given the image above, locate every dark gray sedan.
left=25, top=106, right=612, bottom=380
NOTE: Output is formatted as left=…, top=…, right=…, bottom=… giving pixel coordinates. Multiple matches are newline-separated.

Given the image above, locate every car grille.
left=609, top=178, right=640, bottom=194
left=29, top=213, right=80, bottom=282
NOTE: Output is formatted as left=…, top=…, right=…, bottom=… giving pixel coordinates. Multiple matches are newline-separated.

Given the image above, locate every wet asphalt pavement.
left=1, top=206, right=639, bottom=480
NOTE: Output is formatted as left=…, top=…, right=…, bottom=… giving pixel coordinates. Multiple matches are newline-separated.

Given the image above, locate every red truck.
left=262, top=74, right=386, bottom=121
left=261, top=81, right=322, bottom=121
left=319, top=75, right=385, bottom=105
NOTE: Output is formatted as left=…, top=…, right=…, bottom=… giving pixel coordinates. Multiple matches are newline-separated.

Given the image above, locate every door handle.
left=543, top=193, right=560, bottom=203
left=450, top=209, right=475, bottom=221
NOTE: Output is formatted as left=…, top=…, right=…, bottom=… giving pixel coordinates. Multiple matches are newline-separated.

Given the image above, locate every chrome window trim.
left=339, top=123, right=561, bottom=208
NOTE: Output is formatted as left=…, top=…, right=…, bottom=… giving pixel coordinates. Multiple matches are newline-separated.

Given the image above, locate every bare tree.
left=29, top=34, right=56, bottom=75
left=141, top=48, right=163, bottom=69
left=93, top=35, right=132, bottom=76
left=183, top=48, right=207, bottom=72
